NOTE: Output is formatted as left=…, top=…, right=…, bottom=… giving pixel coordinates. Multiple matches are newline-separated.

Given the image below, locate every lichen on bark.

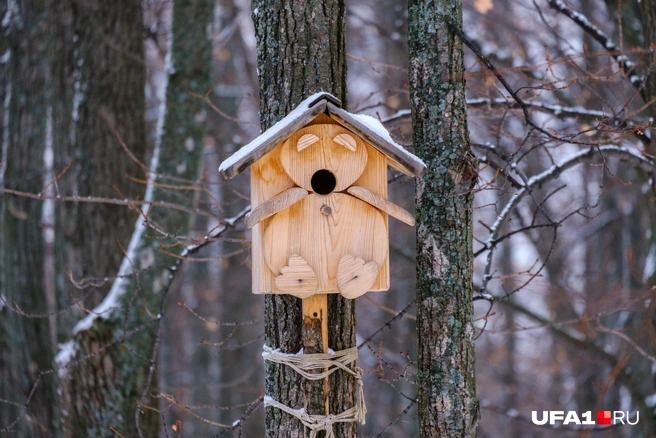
left=408, top=0, right=480, bottom=436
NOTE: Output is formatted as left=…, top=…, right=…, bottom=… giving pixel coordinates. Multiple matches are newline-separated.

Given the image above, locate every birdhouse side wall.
left=250, top=149, right=296, bottom=294
left=352, top=143, right=390, bottom=291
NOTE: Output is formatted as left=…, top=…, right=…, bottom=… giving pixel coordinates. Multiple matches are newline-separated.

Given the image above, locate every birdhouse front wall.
left=250, top=119, right=390, bottom=295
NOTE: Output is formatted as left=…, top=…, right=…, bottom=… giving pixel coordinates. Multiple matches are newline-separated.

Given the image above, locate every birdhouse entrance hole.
left=311, top=169, right=337, bottom=195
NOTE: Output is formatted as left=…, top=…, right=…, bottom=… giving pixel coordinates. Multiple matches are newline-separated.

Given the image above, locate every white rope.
left=262, top=345, right=367, bottom=436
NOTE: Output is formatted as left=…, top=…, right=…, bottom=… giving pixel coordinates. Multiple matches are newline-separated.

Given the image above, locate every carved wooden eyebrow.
left=333, top=133, right=356, bottom=151
left=297, top=133, right=319, bottom=151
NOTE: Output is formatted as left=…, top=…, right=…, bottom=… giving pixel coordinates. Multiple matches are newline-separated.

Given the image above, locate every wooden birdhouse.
left=219, top=93, right=426, bottom=299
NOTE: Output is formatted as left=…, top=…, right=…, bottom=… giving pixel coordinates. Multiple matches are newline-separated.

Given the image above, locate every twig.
left=0, top=187, right=222, bottom=220
left=358, top=299, right=417, bottom=348
left=596, top=321, right=656, bottom=364
left=546, top=0, right=646, bottom=98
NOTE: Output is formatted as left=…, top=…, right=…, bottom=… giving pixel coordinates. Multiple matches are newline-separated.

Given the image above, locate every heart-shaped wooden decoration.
left=274, top=254, right=318, bottom=298
left=337, top=254, right=379, bottom=299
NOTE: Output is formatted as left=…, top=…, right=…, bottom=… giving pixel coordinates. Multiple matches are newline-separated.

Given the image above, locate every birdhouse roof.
left=218, top=92, right=426, bottom=179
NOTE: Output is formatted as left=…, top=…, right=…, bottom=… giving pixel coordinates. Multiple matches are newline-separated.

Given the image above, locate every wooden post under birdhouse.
left=302, top=294, right=330, bottom=415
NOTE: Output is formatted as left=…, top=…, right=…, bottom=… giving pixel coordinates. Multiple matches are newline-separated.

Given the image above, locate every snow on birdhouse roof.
left=218, top=92, right=426, bottom=179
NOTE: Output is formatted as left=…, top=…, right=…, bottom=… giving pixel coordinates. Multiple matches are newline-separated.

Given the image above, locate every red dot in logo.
left=597, top=411, right=612, bottom=425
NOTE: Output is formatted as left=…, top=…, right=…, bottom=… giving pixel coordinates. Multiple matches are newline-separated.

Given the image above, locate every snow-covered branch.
left=477, top=143, right=656, bottom=292
left=383, top=100, right=609, bottom=125
left=483, top=143, right=656, bottom=244
left=467, top=97, right=607, bottom=119
left=547, top=0, right=645, bottom=91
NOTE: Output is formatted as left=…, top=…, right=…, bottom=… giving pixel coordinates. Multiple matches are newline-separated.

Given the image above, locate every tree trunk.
left=56, top=0, right=213, bottom=436
left=251, top=1, right=355, bottom=436
left=2, top=0, right=149, bottom=434
left=1, top=3, right=58, bottom=435
left=408, top=1, right=480, bottom=437
left=62, top=0, right=147, bottom=304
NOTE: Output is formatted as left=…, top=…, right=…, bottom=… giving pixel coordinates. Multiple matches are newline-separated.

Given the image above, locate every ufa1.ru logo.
left=531, top=410, right=639, bottom=425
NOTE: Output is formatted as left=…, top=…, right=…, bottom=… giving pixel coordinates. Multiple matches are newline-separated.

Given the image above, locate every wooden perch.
left=347, top=186, right=415, bottom=226
left=244, top=187, right=308, bottom=228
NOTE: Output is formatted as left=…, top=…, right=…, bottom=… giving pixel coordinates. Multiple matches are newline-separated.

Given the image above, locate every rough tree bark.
left=408, top=1, right=480, bottom=437
left=63, top=0, right=148, bottom=300
left=55, top=0, right=213, bottom=436
left=1, top=1, right=147, bottom=435
left=1, top=2, right=58, bottom=434
left=251, top=1, right=356, bottom=436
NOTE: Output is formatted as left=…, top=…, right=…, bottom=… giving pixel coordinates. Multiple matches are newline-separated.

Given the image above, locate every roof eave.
left=218, top=94, right=333, bottom=179
left=325, top=102, right=426, bottom=177
left=219, top=92, right=427, bottom=179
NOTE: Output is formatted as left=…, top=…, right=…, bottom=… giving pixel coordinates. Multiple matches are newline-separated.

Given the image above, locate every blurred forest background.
left=1, top=0, right=656, bottom=437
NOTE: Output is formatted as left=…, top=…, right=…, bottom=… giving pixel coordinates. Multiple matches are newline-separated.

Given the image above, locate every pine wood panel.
left=250, top=118, right=391, bottom=295
left=279, top=124, right=368, bottom=192
left=264, top=193, right=389, bottom=293
left=250, top=149, right=296, bottom=294
left=352, top=143, right=390, bottom=291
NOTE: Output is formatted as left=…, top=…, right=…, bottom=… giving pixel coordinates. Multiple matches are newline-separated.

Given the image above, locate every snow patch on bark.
left=54, top=340, right=78, bottom=375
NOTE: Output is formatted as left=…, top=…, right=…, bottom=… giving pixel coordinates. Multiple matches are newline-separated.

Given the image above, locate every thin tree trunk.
left=56, top=0, right=213, bottom=436
left=408, top=1, right=480, bottom=436
left=251, top=1, right=354, bottom=436
left=2, top=0, right=148, bottom=434
left=0, top=2, right=57, bottom=434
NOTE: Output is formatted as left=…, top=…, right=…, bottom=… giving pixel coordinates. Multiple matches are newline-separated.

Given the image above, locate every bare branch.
left=546, top=0, right=647, bottom=98
left=478, top=143, right=656, bottom=293
left=0, top=187, right=222, bottom=220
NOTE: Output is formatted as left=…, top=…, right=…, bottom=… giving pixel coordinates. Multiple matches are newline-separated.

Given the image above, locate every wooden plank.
left=279, top=124, right=368, bottom=193
left=352, top=145, right=390, bottom=292
left=347, top=185, right=416, bottom=226
left=250, top=150, right=296, bottom=294
left=305, top=113, right=335, bottom=126
left=302, top=294, right=329, bottom=415
left=245, top=187, right=308, bottom=228
left=302, top=294, right=328, bottom=352
left=264, top=193, right=388, bottom=293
